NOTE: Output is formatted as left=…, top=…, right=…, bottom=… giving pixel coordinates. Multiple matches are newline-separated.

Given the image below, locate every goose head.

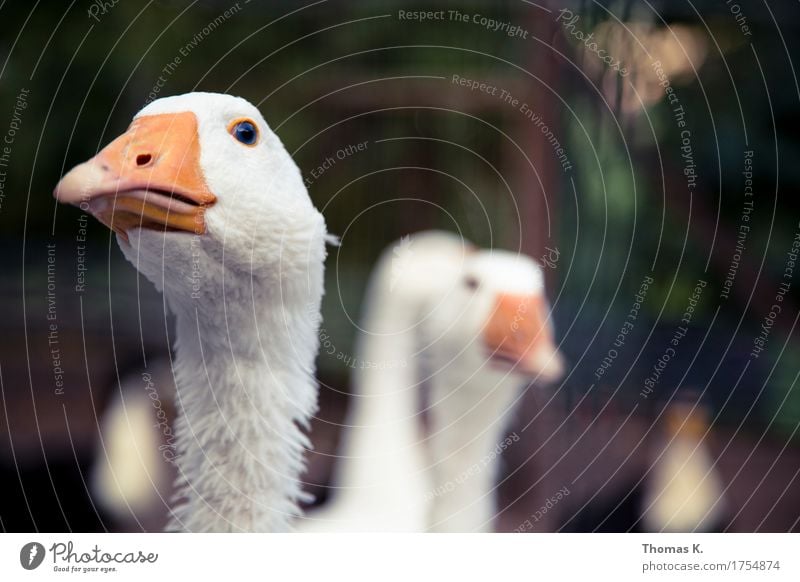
left=427, top=249, right=564, bottom=384
left=54, top=92, right=326, bottom=307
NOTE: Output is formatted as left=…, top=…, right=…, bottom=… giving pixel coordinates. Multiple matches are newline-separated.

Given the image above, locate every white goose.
left=299, top=231, right=563, bottom=532
left=297, top=232, right=465, bottom=531
left=90, top=360, right=175, bottom=530
left=55, top=93, right=329, bottom=532
left=641, top=400, right=727, bottom=532
left=420, top=234, right=564, bottom=532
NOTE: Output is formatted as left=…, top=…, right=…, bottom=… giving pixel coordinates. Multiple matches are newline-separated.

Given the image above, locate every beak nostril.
left=136, top=154, right=153, bottom=167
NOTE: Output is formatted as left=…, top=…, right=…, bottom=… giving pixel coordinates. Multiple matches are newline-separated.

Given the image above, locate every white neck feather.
left=165, top=287, right=319, bottom=532
left=128, top=211, right=329, bottom=532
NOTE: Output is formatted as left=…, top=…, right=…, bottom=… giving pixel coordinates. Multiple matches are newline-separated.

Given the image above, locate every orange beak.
left=53, top=111, right=216, bottom=240
left=483, top=293, right=564, bottom=382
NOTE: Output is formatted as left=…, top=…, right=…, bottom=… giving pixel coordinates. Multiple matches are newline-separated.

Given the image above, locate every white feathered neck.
left=298, top=232, right=473, bottom=531
left=115, top=93, right=329, bottom=532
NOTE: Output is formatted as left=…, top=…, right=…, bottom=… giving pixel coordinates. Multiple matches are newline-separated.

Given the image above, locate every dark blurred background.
left=1, top=0, right=799, bottom=532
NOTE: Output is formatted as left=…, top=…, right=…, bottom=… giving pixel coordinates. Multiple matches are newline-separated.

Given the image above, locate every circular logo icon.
left=19, top=542, right=46, bottom=570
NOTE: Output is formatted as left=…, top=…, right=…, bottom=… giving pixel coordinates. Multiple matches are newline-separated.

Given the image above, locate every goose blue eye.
left=231, top=120, right=258, bottom=145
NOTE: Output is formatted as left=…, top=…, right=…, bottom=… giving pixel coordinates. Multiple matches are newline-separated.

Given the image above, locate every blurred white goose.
left=422, top=235, right=564, bottom=532
left=90, top=361, right=175, bottom=530
left=297, top=232, right=465, bottom=531
left=55, top=93, right=329, bottom=532
left=298, top=231, right=563, bottom=532
left=641, top=400, right=727, bottom=532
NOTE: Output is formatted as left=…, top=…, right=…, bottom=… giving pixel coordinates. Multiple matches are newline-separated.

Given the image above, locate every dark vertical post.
left=509, top=3, right=561, bottom=292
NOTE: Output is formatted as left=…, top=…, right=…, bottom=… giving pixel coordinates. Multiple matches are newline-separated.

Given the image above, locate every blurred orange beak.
left=53, top=111, right=216, bottom=240
left=483, top=293, right=564, bottom=382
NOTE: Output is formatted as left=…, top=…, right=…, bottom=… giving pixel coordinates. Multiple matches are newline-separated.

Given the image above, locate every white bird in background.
left=297, top=232, right=465, bottom=531
left=90, top=360, right=175, bottom=530
left=422, top=235, right=564, bottom=532
left=641, top=399, right=727, bottom=532
left=298, top=231, right=563, bottom=532
left=55, top=93, right=329, bottom=532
